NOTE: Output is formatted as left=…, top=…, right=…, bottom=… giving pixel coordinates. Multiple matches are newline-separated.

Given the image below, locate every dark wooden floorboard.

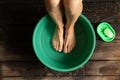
left=0, top=0, right=120, bottom=80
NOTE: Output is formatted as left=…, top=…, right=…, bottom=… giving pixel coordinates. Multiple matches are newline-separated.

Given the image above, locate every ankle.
left=65, top=25, right=74, bottom=31
left=65, top=23, right=75, bottom=29
left=56, top=24, right=64, bottom=30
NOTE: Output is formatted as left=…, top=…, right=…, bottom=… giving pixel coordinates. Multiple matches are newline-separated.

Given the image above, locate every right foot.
left=63, top=26, right=76, bottom=53
left=52, top=26, right=64, bottom=52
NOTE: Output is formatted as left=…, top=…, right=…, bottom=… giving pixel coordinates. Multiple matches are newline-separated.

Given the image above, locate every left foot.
left=63, top=26, right=76, bottom=53
left=52, top=26, right=64, bottom=52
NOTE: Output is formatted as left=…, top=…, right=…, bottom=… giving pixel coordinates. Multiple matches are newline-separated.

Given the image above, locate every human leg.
left=63, top=0, right=83, bottom=53
left=45, top=0, right=64, bottom=52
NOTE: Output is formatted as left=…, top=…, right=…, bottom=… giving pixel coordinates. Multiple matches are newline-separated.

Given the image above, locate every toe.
left=53, top=41, right=59, bottom=51
left=67, top=43, right=75, bottom=53
left=67, top=46, right=71, bottom=53
left=70, top=47, right=73, bottom=52
left=53, top=42, right=56, bottom=49
left=56, top=43, right=59, bottom=51
left=54, top=44, right=57, bottom=51
left=70, top=45, right=74, bottom=52
left=58, top=44, right=62, bottom=52
left=64, top=45, right=68, bottom=53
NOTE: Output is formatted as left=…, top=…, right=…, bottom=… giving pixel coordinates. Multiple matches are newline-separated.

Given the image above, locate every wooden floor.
left=0, top=0, right=120, bottom=80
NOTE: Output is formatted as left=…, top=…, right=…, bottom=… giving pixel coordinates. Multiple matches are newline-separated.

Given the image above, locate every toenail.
left=59, top=50, right=61, bottom=52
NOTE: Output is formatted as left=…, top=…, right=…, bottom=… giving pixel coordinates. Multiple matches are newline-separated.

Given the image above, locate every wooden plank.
left=0, top=61, right=120, bottom=77
left=84, top=1, right=120, bottom=12
left=0, top=62, right=85, bottom=77
left=83, top=0, right=120, bottom=40
left=40, top=76, right=100, bottom=80
left=0, top=0, right=120, bottom=80
left=0, top=47, right=37, bottom=61
left=101, top=76, right=120, bottom=80
left=1, top=76, right=120, bottom=80
left=41, top=76, right=120, bottom=80
left=83, top=0, right=120, bottom=2
left=91, top=40, right=120, bottom=60
left=85, top=61, right=120, bottom=76
left=0, top=76, right=100, bottom=80
left=0, top=25, right=37, bottom=62
left=83, top=0, right=120, bottom=39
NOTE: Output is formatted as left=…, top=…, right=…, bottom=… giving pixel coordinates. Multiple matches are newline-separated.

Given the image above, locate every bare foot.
left=52, top=26, right=64, bottom=52
left=63, top=26, right=76, bottom=53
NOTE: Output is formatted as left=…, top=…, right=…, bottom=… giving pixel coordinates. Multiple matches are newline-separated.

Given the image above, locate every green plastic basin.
left=33, top=14, right=96, bottom=72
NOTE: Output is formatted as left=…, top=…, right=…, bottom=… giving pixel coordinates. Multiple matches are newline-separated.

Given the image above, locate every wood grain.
left=0, top=61, right=120, bottom=77
left=85, top=61, right=120, bottom=76
left=91, top=40, right=120, bottom=60
left=0, top=0, right=120, bottom=80
left=1, top=76, right=120, bottom=80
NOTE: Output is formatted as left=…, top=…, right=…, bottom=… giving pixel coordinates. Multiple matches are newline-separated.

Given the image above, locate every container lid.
left=97, top=22, right=116, bottom=42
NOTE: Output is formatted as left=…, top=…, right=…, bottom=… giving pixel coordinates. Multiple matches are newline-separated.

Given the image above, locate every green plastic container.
left=33, top=14, right=96, bottom=72
left=97, top=22, right=116, bottom=42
